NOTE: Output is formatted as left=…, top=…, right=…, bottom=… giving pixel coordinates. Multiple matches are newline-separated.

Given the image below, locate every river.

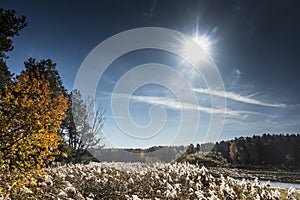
left=261, top=180, right=300, bottom=190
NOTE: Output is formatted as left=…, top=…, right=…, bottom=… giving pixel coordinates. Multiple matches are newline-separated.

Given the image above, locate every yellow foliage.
left=0, top=71, right=69, bottom=174
left=61, top=151, right=68, bottom=158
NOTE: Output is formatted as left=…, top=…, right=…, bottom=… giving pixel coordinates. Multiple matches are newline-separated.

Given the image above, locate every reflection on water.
left=237, top=179, right=300, bottom=190
left=261, top=180, right=300, bottom=190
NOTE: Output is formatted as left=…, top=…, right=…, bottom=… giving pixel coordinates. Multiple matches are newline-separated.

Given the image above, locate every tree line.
left=183, top=134, right=300, bottom=169
left=214, top=134, right=300, bottom=168
left=90, top=146, right=185, bottom=163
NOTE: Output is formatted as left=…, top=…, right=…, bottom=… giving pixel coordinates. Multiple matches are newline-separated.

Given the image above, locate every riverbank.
left=208, top=167, right=300, bottom=199
left=209, top=167, right=300, bottom=184
left=278, top=188, right=300, bottom=199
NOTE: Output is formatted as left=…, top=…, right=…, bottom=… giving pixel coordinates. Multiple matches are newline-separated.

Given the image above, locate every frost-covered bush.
left=0, top=162, right=297, bottom=199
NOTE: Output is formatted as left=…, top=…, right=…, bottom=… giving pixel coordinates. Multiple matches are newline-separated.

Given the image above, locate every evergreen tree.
left=0, top=8, right=27, bottom=90
left=21, top=58, right=67, bottom=96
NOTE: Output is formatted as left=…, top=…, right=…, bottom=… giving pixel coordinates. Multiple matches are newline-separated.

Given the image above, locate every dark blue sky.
left=1, top=0, right=300, bottom=147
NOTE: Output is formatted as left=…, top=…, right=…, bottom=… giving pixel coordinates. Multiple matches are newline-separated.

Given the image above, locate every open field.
left=1, top=162, right=299, bottom=199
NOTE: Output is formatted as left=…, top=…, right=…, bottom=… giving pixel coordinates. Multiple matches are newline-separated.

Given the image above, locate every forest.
left=180, top=134, right=300, bottom=169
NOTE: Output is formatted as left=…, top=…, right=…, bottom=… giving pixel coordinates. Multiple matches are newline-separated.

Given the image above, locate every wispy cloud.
left=105, top=115, right=129, bottom=120
left=193, top=88, right=286, bottom=108
left=143, top=0, right=158, bottom=18
left=113, top=93, right=246, bottom=116
left=235, top=69, right=241, bottom=77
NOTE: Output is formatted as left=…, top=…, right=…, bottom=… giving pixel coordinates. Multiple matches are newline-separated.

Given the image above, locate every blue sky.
left=1, top=0, right=300, bottom=148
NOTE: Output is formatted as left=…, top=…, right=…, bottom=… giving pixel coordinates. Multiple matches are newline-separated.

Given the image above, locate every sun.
left=181, top=34, right=212, bottom=64
left=192, top=35, right=211, bottom=52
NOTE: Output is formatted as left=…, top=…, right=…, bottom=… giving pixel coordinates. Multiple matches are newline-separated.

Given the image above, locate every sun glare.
left=193, top=36, right=210, bottom=52
left=181, top=35, right=211, bottom=64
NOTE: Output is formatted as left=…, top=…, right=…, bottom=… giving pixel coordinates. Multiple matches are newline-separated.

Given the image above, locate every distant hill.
left=88, top=145, right=185, bottom=163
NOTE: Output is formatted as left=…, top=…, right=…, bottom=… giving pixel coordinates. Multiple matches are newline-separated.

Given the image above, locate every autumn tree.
left=229, top=141, right=238, bottom=163
left=0, top=70, right=68, bottom=173
left=0, top=8, right=27, bottom=90
left=21, top=58, right=67, bottom=96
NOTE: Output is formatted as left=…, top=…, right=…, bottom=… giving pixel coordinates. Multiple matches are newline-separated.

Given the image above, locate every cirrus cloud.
left=193, top=88, right=286, bottom=108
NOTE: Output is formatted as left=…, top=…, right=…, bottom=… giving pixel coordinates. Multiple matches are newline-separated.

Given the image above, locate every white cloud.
left=112, top=93, right=244, bottom=116
left=193, top=88, right=286, bottom=108
left=235, top=69, right=241, bottom=76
